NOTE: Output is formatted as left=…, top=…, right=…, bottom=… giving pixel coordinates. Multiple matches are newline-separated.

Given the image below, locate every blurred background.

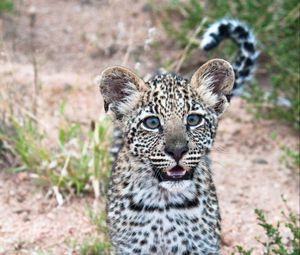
left=0, top=0, right=299, bottom=254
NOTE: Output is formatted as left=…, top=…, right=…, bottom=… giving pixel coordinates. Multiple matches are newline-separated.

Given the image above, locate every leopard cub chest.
left=107, top=155, right=221, bottom=255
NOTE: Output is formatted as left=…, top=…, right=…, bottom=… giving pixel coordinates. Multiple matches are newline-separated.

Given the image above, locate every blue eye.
left=187, top=114, right=203, bottom=127
left=143, top=116, right=160, bottom=130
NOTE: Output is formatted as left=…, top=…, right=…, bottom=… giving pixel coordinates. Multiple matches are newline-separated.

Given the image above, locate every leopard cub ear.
left=96, top=66, right=148, bottom=118
left=191, top=59, right=235, bottom=116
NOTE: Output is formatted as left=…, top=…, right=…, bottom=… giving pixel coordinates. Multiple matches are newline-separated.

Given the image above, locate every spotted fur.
left=98, top=59, right=235, bottom=254
left=201, top=18, right=259, bottom=97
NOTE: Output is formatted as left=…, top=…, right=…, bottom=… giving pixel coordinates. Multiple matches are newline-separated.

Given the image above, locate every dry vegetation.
left=0, top=0, right=299, bottom=254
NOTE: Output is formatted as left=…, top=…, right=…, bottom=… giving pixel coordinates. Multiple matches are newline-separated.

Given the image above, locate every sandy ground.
left=0, top=0, right=299, bottom=254
left=0, top=172, right=97, bottom=254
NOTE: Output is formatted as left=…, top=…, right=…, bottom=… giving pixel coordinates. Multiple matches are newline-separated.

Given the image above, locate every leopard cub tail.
left=201, top=18, right=259, bottom=97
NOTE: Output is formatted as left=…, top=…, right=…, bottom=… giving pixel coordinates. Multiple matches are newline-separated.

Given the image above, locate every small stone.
left=252, top=158, right=268, bottom=164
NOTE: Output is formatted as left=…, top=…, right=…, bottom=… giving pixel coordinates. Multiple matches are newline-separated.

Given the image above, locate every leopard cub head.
left=97, top=59, right=234, bottom=190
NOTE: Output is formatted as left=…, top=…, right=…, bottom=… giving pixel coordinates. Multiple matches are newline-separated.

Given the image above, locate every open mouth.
left=159, top=165, right=192, bottom=182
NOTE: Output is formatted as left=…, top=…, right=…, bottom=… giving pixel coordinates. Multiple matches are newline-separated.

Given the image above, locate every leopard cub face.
left=98, top=59, right=234, bottom=192
left=124, top=76, right=218, bottom=188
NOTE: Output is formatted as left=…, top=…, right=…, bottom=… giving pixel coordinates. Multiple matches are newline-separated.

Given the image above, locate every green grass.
left=0, top=102, right=112, bottom=198
left=158, top=0, right=300, bottom=130
left=233, top=205, right=300, bottom=255
left=281, top=145, right=300, bottom=172
left=78, top=238, right=110, bottom=255
left=0, top=0, right=14, bottom=13
left=0, top=98, right=113, bottom=251
left=66, top=205, right=111, bottom=255
left=77, top=207, right=111, bottom=255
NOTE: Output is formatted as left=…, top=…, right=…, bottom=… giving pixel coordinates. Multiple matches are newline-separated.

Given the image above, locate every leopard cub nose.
left=165, top=144, right=189, bottom=162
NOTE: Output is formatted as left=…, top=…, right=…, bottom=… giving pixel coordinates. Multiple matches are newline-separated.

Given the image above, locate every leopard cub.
left=97, top=19, right=257, bottom=255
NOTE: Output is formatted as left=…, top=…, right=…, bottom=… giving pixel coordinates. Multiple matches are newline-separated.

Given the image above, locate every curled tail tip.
left=200, top=35, right=218, bottom=51
left=200, top=20, right=225, bottom=50
left=200, top=18, right=258, bottom=50
left=200, top=18, right=259, bottom=96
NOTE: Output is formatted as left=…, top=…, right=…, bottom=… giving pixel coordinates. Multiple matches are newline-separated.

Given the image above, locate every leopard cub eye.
left=143, top=116, right=160, bottom=130
left=187, top=114, right=204, bottom=128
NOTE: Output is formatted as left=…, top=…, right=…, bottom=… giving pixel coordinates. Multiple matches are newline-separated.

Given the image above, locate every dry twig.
left=173, top=17, right=207, bottom=73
